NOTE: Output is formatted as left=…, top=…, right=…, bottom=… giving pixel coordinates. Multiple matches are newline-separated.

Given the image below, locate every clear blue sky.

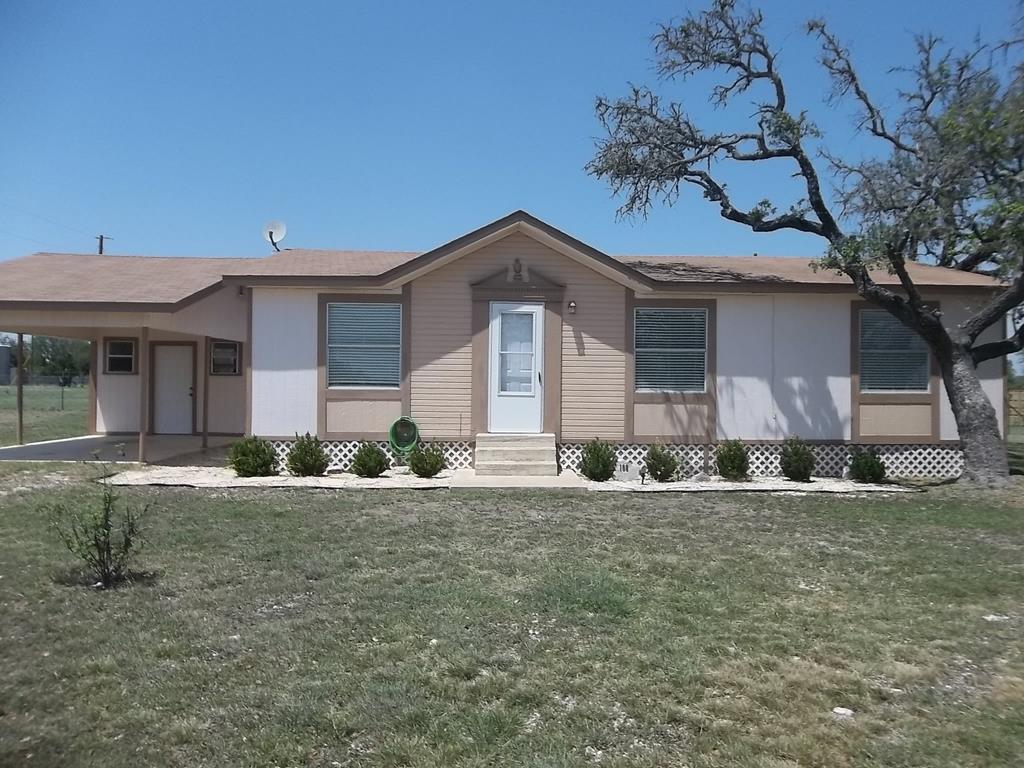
left=0, top=1, right=1012, bottom=263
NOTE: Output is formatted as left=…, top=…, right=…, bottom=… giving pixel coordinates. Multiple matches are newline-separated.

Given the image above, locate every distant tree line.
left=0, top=334, right=90, bottom=385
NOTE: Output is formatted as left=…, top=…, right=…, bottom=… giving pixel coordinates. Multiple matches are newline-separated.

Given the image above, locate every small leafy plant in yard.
left=580, top=438, right=617, bottom=481
left=644, top=443, right=679, bottom=482
left=228, top=436, right=278, bottom=477
left=715, top=439, right=749, bottom=480
left=286, top=432, right=330, bottom=476
left=780, top=436, right=815, bottom=482
left=47, top=475, right=147, bottom=588
left=408, top=442, right=446, bottom=478
left=350, top=442, right=390, bottom=478
left=849, top=447, right=886, bottom=483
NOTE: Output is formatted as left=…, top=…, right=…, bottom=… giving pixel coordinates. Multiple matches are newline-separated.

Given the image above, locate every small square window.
left=104, top=339, right=136, bottom=374
left=210, top=340, right=241, bottom=376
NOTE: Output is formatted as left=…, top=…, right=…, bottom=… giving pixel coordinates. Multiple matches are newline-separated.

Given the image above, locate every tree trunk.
left=937, top=344, right=1009, bottom=486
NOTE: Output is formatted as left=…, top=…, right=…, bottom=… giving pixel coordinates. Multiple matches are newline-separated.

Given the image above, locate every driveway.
left=0, top=434, right=234, bottom=464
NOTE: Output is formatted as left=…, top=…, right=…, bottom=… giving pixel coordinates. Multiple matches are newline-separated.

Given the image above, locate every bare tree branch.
left=808, top=20, right=918, bottom=155
left=972, top=322, right=1024, bottom=364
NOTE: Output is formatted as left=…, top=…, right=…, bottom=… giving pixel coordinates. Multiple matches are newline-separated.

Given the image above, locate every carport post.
left=201, top=336, right=210, bottom=450
left=138, top=327, right=149, bottom=463
left=15, top=333, right=24, bottom=445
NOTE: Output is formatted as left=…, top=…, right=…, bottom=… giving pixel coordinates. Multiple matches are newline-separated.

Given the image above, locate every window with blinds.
left=859, top=309, right=930, bottom=392
left=326, top=303, right=402, bottom=388
left=104, top=339, right=136, bottom=374
left=634, top=307, right=707, bottom=391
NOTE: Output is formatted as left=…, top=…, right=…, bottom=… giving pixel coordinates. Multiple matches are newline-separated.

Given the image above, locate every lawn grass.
left=1, top=469, right=1023, bottom=767
left=0, top=384, right=89, bottom=446
left=1008, top=426, right=1023, bottom=474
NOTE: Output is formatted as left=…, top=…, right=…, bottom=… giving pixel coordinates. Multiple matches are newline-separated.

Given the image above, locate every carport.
left=0, top=252, right=251, bottom=461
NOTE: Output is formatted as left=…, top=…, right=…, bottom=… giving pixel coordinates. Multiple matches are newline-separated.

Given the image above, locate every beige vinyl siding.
left=410, top=232, right=626, bottom=439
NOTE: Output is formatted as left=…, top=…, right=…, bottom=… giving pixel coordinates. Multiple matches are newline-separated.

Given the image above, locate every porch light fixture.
left=567, top=300, right=577, bottom=314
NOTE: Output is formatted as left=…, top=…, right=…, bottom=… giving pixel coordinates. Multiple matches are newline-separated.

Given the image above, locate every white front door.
left=488, top=302, right=544, bottom=433
left=153, top=344, right=194, bottom=434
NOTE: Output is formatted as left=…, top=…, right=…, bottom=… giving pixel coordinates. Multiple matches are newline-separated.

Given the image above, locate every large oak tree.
left=588, top=0, right=1023, bottom=485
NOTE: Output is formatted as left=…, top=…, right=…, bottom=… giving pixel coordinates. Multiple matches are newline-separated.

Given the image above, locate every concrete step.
left=473, top=460, right=559, bottom=476
left=474, top=446, right=557, bottom=463
left=475, top=433, right=556, bottom=449
left=473, top=433, right=558, bottom=476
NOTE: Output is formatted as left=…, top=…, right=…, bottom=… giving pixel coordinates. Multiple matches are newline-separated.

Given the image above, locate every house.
left=0, top=211, right=1007, bottom=477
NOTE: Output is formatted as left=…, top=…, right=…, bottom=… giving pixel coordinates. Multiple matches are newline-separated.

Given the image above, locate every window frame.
left=858, top=308, right=932, bottom=394
left=103, top=337, right=138, bottom=375
left=209, top=340, right=242, bottom=377
left=633, top=306, right=709, bottom=394
left=325, top=301, right=403, bottom=390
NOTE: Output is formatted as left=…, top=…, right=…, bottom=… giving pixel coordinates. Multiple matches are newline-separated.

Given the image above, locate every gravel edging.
left=587, top=476, right=914, bottom=493
left=106, top=466, right=914, bottom=493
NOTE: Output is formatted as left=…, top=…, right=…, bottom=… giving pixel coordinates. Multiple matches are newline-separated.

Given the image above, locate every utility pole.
left=95, top=234, right=112, bottom=254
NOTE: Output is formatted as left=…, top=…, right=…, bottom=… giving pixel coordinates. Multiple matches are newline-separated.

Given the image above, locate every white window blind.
left=859, top=309, right=930, bottom=392
left=326, top=303, right=401, bottom=388
left=634, top=307, right=707, bottom=391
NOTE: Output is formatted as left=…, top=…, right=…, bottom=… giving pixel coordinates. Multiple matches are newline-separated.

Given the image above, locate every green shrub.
left=715, top=440, right=749, bottom=480
left=350, top=442, right=390, bottom=478
left=849, top=448, right=886, bottom=483
left=228, top=436, right=277, bottom=477
left=644, top=443, right=679, bottom=482
left=780, top=436, right=815, bottom=482
left=286, top=432, right=330, bottom=477
left=580, top=438, right=618, bottom=482
left=409, top=443, right=446, bottom=478
left=48, top=477, right=147, bottom=588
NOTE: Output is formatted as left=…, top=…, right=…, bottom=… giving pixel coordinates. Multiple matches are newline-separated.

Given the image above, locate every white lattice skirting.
left=270, top=440, right=475, bottom=472
left=556, top=443, right=964, bottom=480
left=270, top=439, right=963, bottom=479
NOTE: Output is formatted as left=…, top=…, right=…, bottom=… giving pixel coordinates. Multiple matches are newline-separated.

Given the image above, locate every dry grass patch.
left=0, top=469, right=1022, bottom=766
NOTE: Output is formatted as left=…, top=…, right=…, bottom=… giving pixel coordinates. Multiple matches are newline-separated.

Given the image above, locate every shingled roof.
left=0, top=211, right=1001, bottom=308
left=616, top=255, right=999, bottom=287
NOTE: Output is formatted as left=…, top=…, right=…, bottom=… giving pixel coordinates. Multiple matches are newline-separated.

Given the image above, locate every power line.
left=0, top=227, right=51, bottom=247
left=0, top=200, right=93, bottom=238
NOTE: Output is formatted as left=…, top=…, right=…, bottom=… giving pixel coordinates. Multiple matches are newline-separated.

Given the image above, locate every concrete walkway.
left=0, top=434, right=235, bottom=464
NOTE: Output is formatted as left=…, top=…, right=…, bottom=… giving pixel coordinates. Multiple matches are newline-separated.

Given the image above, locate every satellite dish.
left=262, top=220, right=287, bottom=252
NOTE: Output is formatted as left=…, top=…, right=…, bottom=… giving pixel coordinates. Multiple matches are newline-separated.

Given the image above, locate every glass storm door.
left=488, top=302, right=544, bottom=433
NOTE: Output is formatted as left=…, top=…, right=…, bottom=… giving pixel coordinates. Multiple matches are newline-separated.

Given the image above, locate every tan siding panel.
left=410, top=232, right=625, bottom=439
left=634, top=403, right=709, bottom=438
left=326, top=400, right=402, bottom=433
left=859, top=404, right=933, bottom=437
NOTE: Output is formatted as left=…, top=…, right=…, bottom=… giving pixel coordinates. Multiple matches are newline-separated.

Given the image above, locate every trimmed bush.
left=229, top=436, right=278, bottom=477
left=48, top=477, right=147, bottom=588
left=350, top=442, right=390, bottom=478
left=715, top=440, right=749, bottom=480
left=644, top=443, right=679, bottom=482
left=780, top=436, right=815, bottom=482
left=409, top=443, right=446, bottom=478
left=580, top=438, right=617, bottom=482
left=849, top=448, right=886, bottom=483
left=286, top=432, right=330, bottom=477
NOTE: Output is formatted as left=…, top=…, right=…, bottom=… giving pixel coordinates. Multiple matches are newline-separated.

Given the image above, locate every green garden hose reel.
left=388, top=416, right=420, bottom=460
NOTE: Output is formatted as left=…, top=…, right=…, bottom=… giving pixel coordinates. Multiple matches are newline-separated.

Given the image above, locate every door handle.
left=538, top=371, right=542, bottom=385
